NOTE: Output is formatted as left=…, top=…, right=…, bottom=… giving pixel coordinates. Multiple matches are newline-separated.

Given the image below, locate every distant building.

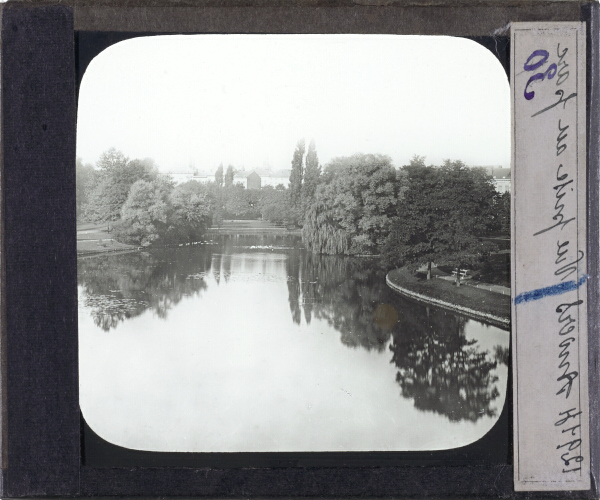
left=231, top=171, right=249, bottom=188
left=474, top=165, right=511, bottom=194
left=159, top=172, right=195, bottom=185
left=260, top=169, right=291, bottom=188
left=246, top=172, right=261, bottom=190
left=488, top=167, right=511, bottom=194
left=231, top=171, right=261, bottom=189
left=189, top=169, right=257, bottom=188
left=187, top=168, right=291, bottom=190
left=192, top=172, right=214, bottom=184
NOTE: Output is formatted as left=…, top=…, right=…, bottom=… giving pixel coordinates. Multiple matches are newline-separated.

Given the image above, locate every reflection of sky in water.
left=79, top=241, right=509, bottom=453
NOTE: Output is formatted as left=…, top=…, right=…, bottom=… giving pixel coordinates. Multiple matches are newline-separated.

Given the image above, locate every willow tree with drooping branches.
left=302, top=153, right=401, bottom=255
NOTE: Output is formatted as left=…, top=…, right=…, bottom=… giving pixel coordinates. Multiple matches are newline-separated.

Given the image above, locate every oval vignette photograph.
left=76, top=34, right=511, bottom=453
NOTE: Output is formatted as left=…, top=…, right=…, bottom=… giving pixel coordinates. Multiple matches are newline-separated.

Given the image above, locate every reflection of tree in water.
left=390, top=303, right=501, bottom=422
left=212, top=252, right=223, bottom=285
left=83, top=294, right=149, bottom=332
left=78, top=247, right=211, bottom=331
left=286, top=249, right=505, bottom=422
left=287, top=251, right=393, bottom=351
left=80, top=235, right=507, bottom=422
left=286, top=253, right=302, bottom=325
left=494, top=344, right=510, bottom=366
left=79, top=234, right=302, bottom=331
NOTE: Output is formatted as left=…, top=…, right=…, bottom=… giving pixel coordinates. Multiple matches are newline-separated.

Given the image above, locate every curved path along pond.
left=78, top=234, right=509, bottom=453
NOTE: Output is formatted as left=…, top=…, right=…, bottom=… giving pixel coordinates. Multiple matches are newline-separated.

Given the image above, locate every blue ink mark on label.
left=514, top=275, right=588, bottom=305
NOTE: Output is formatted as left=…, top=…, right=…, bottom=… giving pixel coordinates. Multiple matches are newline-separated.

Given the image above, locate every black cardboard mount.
left=0, top=1, right=598, bottom=497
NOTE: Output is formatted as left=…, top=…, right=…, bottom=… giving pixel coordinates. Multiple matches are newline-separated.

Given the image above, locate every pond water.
left=78, top=234, right=509, bottom=453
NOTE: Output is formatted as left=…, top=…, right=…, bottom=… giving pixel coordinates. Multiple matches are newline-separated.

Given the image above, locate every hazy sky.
left=77, top=34, right=510, bottom=173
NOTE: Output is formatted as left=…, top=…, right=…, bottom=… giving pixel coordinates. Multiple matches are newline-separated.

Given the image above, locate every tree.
left=114, top=176, right=173, bottom=246
left=223, top=183, right=261, bottom=219
left=139, top=157, right=159, bottom=175
left=76, top=157, right=96, bottom=221
left=259, top=185, right=289, bottom=225
left=113, top=177, right=213, bottom=246
left=497, top=191, right=511, bottom=235
left=224, top=165, right=235, bottom=188
left=302, top=139, right=321, bottom=214
left=215, top=163, right=224, bottom=187
left=302, top=153, right=400, bottom=255
left=168, top=181, right=212, bottom=243
left=205, top=181, right=224, bottom=227
left=212, top=165, right=225, bottom=226
left=288, top=139, right=305, bottom=225
left=383, top=158, right=500, bottom=284
left=85, top=148, right=157, bottom=227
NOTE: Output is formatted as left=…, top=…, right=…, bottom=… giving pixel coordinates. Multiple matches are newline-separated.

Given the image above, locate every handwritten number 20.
left=524, top=49, right=557, bottom=100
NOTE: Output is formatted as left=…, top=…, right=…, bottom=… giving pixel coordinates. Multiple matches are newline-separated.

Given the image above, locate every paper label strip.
left=511, top=22, right=589, bottom=492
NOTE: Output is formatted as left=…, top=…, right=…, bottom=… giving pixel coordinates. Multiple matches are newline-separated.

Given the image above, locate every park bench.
left=451, top=269, right=472, bottom=280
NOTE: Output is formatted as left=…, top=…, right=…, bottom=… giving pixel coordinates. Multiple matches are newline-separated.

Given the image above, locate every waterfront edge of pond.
left=386, top=269, right=510, bottom=329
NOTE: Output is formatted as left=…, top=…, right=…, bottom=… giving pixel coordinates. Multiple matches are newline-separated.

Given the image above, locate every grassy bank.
left=206, top=220, right=302, bottom=236
left=77, top=238, right=137, bottom=255
left=77, top=226, right=137, bottom=255
left=386, top=268, right=510, bottom=327
left=76, top=219, right=298, bottom=255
